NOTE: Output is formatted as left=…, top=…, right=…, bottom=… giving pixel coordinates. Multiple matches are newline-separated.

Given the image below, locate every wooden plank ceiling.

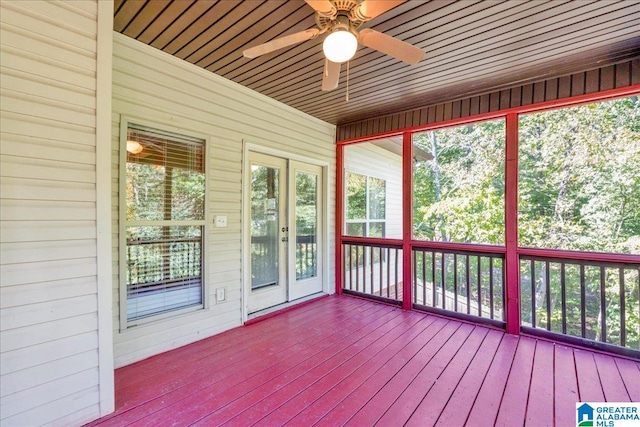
left=114, top=0, right=640, bottom=126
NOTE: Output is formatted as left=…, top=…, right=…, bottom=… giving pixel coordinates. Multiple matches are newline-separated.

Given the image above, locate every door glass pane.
left=295, top=171, right=318, bottom=280
left=251, top=164, right=279, bottom=289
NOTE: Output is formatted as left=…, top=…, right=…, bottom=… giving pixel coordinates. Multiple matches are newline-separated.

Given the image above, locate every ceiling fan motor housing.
left=316, top=0, right=364, bottom=31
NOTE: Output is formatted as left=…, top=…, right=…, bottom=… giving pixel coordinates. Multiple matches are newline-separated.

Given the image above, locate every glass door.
left=289, top=161, right=323, bottom=300
left=248, top=152, right=288, bottom=313
left=246, top=152, right=324, bottom=314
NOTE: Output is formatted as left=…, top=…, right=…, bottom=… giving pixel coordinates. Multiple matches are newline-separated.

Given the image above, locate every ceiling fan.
left=242, top=0, right=424, bottom=91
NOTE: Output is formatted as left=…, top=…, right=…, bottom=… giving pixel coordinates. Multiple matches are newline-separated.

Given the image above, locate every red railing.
left=412, top=245, right=505, bottom=328
left=339, top=238, right=639, bottom=357
left=519, top=249, right=639, bottom=358
left=341, top=238, right=403, bottom=305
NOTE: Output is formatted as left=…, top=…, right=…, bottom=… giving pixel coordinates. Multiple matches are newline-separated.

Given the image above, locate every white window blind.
left=125, top=124, right=205, bottom=322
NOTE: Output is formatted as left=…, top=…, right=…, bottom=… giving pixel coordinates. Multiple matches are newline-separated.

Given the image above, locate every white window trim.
left=118, top=116, right=210, bottom=331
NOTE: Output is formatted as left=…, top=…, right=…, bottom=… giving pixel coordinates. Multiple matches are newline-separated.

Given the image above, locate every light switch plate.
left=214, top=215, right=227, bottom=227
left=216, top=287, right=226, bottom=303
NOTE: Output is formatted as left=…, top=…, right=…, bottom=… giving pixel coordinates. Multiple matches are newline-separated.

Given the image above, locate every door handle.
left=281, top=237, right=288, bottom=242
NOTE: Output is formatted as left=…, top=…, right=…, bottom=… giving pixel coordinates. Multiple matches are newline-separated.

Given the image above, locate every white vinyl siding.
left=0, top=1, right=112, bottom=426
left=111, top=33, right=336, bottom=367
left=344, top=143, right=403, bottom=239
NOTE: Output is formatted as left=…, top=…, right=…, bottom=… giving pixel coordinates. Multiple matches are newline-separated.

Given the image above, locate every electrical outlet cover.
left=214, top=216, right=227, bottom=227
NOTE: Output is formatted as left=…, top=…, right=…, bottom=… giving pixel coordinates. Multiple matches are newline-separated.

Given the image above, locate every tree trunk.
left=430, top=132, right=447, bottom=242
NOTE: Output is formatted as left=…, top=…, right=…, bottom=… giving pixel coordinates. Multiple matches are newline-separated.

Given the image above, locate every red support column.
left=505, top=113, right=520, bottom=334
left=402, top=131, right=413, bottom=310
left=335, top=143, right=344, bottom=294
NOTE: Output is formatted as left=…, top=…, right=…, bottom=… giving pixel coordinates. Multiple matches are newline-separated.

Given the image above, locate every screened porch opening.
left=337, top=94, right=640, bottom=359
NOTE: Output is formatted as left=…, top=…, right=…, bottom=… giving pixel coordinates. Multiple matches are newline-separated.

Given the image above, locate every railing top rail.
left=412, top=246, right=506, bottom=258
left=341, top=236, right=403, bottom=248
left=127, top=237, right=201, bottom=245
left=519, top=247, right=640, bottom=265
left=410, top=240, right=506, bottom=255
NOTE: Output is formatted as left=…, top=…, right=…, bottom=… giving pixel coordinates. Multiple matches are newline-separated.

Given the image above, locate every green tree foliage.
left=518, top=97, right=640, bottom=254
left=295, top=171, right=318, bottom=237
left=346, top=172, right=367, bottom=220
left=412, top=119, right=505, bottom=244
left=517, top=97, right=640, bottom=349
left=295, top=171, right=318, bottom=279
left=408, top=97, right=639, bottom=349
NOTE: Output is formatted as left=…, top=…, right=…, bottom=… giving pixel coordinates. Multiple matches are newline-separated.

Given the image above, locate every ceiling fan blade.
left=322, top=59, right=341, bottom=91
left=353, top=0, right=406, bottom=21
left=304, top=0, right=335, bottom=16
left=243, top=29, right=320, bottom=59
left=359, top=28, right=424, bottom=65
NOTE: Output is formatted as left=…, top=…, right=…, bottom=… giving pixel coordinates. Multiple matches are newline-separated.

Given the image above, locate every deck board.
left=283, top=315, right=438, bottom=426
left=434, top=329, right=504, bottom=426
left=554, top=344, right=581, bottom=426
left=593, top=352, right=631, bottom=401
left=246, top=312, right=426, bottom=426
left=114, top=296, right=364, bottom=402
left=524, top=339, right=555, bottom=427
left=404, top=326, right=489, bottom=426
left=87, top=295, right=640, bottom=427
left=494, top=337, right=537, bottom=427
left=341, top=322, right=466, bottom=426
left=465, top=333, right=519, bottom=426
left=615, top=358, right=640, bottom=401
left=313, top=317, right=452, bottom=426
left=128, top=302, right=396, bottom=426
left=373, top=323, right=478, bottom=426
left=575, top=350, right=606, bottom=402
left=211, top=309, right=416, bottom=426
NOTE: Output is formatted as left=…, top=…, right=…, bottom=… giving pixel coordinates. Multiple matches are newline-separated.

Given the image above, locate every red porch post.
left=402, top=131, right=413, bottom=310
left=505, top=113, right=520, bottom=334
left=335, top=143, right=344, bottom=294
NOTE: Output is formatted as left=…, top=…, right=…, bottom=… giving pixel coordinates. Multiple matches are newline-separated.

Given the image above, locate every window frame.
left=118, top=117, right=210, bottom=330
left=344, top=170, right=387, bottom=238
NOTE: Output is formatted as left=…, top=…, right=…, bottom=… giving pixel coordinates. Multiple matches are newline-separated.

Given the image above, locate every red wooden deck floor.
left=87, top=295, right=640, bottom=427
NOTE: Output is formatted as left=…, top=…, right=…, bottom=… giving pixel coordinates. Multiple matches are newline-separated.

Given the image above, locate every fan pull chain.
left=324, top=59, right=328, bottom=77
left=346, top=60, right=350, bottom=102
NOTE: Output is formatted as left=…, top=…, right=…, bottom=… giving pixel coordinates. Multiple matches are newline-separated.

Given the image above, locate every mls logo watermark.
left=577, top=403, right=640, bottom=427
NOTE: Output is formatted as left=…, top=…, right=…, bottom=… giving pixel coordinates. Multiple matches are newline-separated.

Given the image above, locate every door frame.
left=242, top=141, right=330, bottom=323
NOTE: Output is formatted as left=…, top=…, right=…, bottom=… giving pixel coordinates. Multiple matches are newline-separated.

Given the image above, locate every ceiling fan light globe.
left=323, top=30, right=357, bottom=63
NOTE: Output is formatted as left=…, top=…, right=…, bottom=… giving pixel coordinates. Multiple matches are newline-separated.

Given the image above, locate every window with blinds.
left=124, top=124, right=206, bottom=323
